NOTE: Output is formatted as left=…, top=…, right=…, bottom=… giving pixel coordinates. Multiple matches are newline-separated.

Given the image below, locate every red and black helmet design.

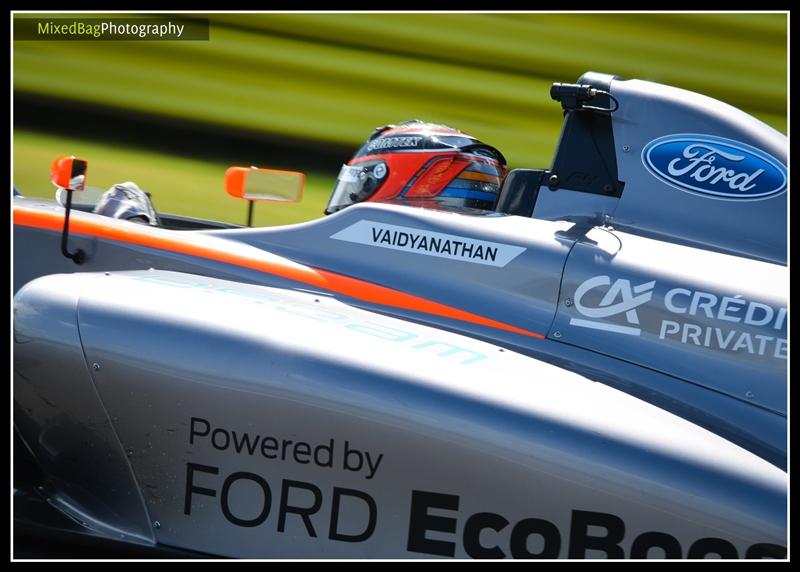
left=325, top=121, right=508, bottom=214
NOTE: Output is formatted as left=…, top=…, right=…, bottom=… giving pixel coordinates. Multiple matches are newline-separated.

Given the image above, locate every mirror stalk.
left=60, top=188, right=85, bottom=264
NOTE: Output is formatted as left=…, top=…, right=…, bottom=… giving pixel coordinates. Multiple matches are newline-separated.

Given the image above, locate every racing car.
left=13, top=72, right=787, bottom=559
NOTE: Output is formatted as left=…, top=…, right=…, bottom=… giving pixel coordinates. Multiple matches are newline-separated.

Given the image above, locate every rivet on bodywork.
left=622, top=145, right=631, bottom=153
left=745, top=391, right=755, bottom=399
left=564, top=298, right=573, bottom=307
left=153, top=521, right=161, bottom=529
left=553, top=331, right=562, bottom=339
left=92, top=363, right=101, bottom=371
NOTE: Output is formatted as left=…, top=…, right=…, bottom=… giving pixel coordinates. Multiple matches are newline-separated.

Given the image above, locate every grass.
left=14, top=13, right=786, bottom=171
left=13, top=13, right=786, bottom=226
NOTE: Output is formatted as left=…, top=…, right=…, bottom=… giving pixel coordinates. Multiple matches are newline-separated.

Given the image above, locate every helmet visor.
left=325, top=160, right=388, bottom=214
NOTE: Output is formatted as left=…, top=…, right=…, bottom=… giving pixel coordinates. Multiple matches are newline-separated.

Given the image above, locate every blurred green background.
left=13, top=13, right=787, bottom=226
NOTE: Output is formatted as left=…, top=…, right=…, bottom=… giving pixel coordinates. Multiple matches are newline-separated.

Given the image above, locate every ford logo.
left=642, top=134, right=786, bottom=200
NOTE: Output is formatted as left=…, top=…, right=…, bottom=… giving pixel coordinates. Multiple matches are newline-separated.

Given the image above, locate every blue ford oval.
left=642, top=134, right=786, bottom=200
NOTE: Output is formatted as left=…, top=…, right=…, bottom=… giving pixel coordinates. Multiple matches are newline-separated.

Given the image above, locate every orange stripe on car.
left=14, top=205, right=544, bottom=339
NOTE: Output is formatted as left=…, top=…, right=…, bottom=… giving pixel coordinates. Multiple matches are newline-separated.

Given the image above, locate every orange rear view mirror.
left=225, top=167, right=304, bottom=203
left=51, top=156, right=88, bottom=192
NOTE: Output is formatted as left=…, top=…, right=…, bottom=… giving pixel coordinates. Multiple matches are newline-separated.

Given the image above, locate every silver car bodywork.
left=13, top=73, right=787, bottom=559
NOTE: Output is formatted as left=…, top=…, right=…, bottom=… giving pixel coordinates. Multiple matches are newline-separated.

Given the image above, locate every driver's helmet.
left=92, top=182, right=159, bottom=225
left=325, top=120, right=508, bottom=214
